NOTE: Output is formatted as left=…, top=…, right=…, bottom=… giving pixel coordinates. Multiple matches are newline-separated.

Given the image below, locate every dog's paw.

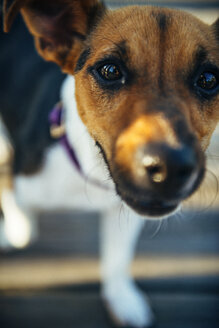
left=0, top=215, right=37, bottom=250
left=102, top=278, right=154, bottom=328
left=0, top=190, right=38, bottom=249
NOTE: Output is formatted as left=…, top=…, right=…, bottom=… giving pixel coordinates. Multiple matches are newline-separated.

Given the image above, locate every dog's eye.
left=196, top=72, right=218, bottom=91
left=89, top=58, right=128, bottom=91
left=98, top=64, right=122, bottom=81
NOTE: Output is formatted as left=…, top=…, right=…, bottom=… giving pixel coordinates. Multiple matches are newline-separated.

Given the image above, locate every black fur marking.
left=116, top=40, right=129, bottom=62
left=0, top=17, right=66, bottom=175
left=72, top=31, right=86, bottom=41
left=174, top=119, right=197, bottom=145
left=194, top=46, right=208, bottom=66
left=95, top=140, right=115, bottom=179
left=151, top=10, right=170, bottom=33
left=152, top=11, right=170, bottom=93
left=186, top=46, right=208, bottom=89
left=154, top=12, right=168, bottom=32
left=75, top=48, right=91, bottom=73
left=28, top=1, right=64, bottom=16
left=95, top=141, right=110, bottom=171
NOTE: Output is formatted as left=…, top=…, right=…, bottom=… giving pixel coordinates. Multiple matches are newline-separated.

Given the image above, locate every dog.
left=1, top=1, right=219, bottom=327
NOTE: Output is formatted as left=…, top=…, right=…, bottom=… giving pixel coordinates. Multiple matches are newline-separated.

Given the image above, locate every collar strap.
left=49, top=102, right=110, bottom=190
left=49, top=102, right=81, bottom=172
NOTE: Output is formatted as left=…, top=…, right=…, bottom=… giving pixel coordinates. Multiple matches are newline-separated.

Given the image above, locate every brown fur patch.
left=74, top=6, right=219, bottom=165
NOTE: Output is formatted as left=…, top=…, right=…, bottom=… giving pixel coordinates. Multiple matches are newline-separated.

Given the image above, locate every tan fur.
left=115, top=113, right=180, bottom=180
left=72, top=7, right=219, bottom=169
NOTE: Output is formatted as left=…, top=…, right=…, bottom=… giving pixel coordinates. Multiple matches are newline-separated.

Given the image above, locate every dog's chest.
left=14, top=142, right=117, bottom=212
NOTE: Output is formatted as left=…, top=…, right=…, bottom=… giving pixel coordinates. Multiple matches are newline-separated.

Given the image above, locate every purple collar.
left=49, top=102, right=110, bottom=190
left=49, top=102, right=82, bottom=173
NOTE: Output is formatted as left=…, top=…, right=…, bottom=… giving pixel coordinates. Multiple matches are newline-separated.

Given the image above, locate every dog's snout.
left=138, top=143, right=197, bottom=190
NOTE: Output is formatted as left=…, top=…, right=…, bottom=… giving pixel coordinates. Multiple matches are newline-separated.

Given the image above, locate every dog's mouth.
left=116, top=185, right=180, bottom=217
left=112, top=166, right=205, bottom=218
left=121, top=194, right=179, bottom=217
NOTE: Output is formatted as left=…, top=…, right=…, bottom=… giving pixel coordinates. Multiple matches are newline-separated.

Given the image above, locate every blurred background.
left=0, top=1, right=219, bottom=328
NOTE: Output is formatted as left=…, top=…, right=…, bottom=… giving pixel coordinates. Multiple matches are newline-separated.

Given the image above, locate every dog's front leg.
left=100, top=206, right=154, bottom=328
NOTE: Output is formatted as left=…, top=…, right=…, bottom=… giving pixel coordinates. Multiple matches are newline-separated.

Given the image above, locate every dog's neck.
left=61, top=75, right=113, bottom=189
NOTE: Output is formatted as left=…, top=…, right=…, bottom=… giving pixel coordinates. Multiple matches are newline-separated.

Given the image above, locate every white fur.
left=0, top=76, right=153, bottom=327
left=0, top=189, right=38, bottom=249
left=101, top=207, right=154, bottom=327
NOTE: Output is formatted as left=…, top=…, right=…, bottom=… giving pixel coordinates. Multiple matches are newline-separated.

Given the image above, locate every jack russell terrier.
left=0, top=1, right=219, bottom=327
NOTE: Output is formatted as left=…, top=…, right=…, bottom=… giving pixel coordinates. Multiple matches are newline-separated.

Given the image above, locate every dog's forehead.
left=89, top=6, right=216, bottom=66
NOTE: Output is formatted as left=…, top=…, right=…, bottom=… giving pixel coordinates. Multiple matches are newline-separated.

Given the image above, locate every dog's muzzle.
left=113, top=141, right=205, bottom=218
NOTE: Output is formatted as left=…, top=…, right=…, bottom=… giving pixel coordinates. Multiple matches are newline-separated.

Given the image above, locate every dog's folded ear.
left=3, top=0, right=105, bottom=73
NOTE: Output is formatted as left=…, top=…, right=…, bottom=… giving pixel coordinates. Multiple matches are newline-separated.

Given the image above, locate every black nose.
left=138, top=143, right=197, bottom=193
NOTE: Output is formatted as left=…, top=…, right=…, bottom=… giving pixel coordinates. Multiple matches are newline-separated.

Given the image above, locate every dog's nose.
left=142, top=153, right=167, bottom=183
left=138, top=143, right=197, bottom=192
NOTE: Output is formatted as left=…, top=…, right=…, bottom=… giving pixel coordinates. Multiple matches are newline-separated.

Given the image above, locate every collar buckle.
left=49, top=102, right=65, bottom=139
left=50, top=123, right=66, bottom=139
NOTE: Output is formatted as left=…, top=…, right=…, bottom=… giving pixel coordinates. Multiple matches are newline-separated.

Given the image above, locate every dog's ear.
left=3, top=0, right=105, bottom=73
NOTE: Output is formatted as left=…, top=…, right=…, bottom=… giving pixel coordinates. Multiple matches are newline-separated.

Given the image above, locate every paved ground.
left=1, top=276, right=219, bottom=328
left=1, top=208, right=219, bottom=328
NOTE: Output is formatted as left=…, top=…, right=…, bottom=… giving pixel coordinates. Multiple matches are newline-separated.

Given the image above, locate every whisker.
left=83, top=164, right=103, bottom=203
left=118, top=202, right=124, bottom=229
left=150, top=219, right=163, bottom=238
left=203, top=168, right=219, bottom=210
left=173, top=209, right=184, bottom=225
left=183, top=167, right=219, bottom=215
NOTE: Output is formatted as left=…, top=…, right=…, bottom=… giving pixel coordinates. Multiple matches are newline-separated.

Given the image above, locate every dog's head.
left=3, top=0, right=219, bottom=217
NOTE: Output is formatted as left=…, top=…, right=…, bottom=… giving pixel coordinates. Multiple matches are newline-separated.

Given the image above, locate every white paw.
left=102, top=278, right=154, bottom=328
left=4, top=216, right=37, bottom=249
left=0, top=214, right=37, bottom=250
left=0, top=190, right=38, bottom=249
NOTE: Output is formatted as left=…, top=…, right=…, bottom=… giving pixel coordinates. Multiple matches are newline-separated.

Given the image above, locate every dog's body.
left=1, top=1, right=219, bottom=327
